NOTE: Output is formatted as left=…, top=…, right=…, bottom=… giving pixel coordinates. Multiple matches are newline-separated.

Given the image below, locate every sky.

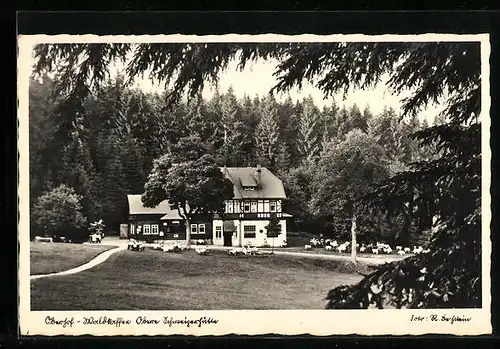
left=30, top=44, right=444, bottom=125
left=130, top=57, right=443, bottom=124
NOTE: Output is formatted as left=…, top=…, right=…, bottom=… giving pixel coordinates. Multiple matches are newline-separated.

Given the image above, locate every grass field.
left=31, top=249, right=370, bottom=310
left=30, top=242, right=115, bottom=275
left=266, top=246, right=411, bottom=261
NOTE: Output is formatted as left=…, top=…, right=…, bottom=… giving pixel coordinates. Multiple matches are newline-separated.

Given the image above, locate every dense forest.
left=30, top=73, right=439, bottom=244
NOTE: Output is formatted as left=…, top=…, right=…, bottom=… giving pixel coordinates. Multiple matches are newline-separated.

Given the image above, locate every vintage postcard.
left=18, top=33, right=491, bottom=336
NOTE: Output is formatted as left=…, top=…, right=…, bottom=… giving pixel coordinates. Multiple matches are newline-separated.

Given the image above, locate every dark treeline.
left=30, top=74, right=437, bottom=243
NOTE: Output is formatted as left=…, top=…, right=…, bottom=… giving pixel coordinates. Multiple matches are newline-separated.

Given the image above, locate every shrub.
left=32, top=185, right=87, bottom=240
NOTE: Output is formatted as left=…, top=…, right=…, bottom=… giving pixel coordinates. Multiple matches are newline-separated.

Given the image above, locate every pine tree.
left=29, top=74, right=60, bottom=203
left=336, top=105, right=352, bottom=140
left=217, top=88, right=252, bottom=167
left=60, top=120, right=97, bottom=224
left=278, top=95, right=300, bottom=166
left=350, top=104, right=368, bottom=133
left=297, top=96, right=321, bottom=164
left=239, top=94, right=259, bottom=166
left=275, top=141, right=292, bottom=176
left=362, top=105, right=374, bottom=129
left=255, top=95, right=280, bottom=169
left=433, top=113, right=447, bottom=126
left=319, top=102, right=340, bottom=154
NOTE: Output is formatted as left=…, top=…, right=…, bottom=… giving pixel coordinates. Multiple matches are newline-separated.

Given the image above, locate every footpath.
left=31, top=237, right=403, bottom=280
left=30, top=245, right=127, bottom=280
left=205, top=245, right=404, bottom=266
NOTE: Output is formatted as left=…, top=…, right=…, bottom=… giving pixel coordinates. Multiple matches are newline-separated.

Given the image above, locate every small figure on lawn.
left=89, top=219, right=106, bottom=243
left=127, top=238, right=145, bottom=251
left=91, top=233, right=101, bottom=244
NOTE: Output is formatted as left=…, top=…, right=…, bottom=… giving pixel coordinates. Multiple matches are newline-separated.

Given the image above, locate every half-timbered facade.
left=212, top=166, right=290, bottom=247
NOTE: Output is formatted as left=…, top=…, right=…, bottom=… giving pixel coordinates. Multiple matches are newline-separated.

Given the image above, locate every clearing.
left=31, top=249, right=372, bottom=310
left=30, top=242, right=115, bottom=275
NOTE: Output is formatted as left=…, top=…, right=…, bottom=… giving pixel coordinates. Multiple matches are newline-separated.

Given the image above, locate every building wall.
left=130, top=212, right=287, bottom=246
left=161, top=221, right=187, bottom=241
left=212, top=219, right=225, bottom=246
left=189, top=216, right=213, bottom=243
left=224, top=199, right=283, bottom=214
left=212, top=218, right=287, bottom=247
left=129, top=214, right=186, bottom=241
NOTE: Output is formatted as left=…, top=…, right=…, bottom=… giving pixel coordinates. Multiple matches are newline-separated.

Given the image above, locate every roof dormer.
left=239, top=173, right=258, bottom=191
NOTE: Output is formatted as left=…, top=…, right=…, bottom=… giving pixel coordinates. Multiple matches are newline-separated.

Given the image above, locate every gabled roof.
left=221, top=167, right=287, bottom=199
left=127, top=195, right=183, bottom=219
left=128, top=167, right=286, bottom=216
left=160, top=212, right=184, bottom=220
left=239, top=173, right=258, bottom=187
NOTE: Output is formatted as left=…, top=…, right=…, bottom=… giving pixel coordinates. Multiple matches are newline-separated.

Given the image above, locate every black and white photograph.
left=17, top=33, right=491, bottom=336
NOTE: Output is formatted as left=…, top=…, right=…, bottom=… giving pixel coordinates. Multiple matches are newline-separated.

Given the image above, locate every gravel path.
left=30, top=237, right=404, bottom=280
left=205, top=245, right=405, bottom=265
left=30, top=245, right=127, bottom=280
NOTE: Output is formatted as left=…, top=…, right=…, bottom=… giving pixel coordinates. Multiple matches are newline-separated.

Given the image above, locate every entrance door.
left=223, top=232, right=232, bottom=247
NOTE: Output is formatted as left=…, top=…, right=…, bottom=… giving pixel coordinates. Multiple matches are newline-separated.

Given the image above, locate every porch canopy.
left=160, top=211, right=184, bottom=220
left=223, top=221, right=236, bottom=233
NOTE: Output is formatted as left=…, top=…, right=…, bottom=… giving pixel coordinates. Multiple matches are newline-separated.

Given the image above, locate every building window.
left=151, top=224, right=159, bottom=235
left=130, top=224, right=135, bottom=235
left=270, top=201, right=276, bottom=212
left=244, top=225, right=256, bottom=238
left=250, top=201, right=257, bottom=213
left=225, top=201, right=234, bottom=213
left=215, top=226, right=222, bottom=238
left=143, top=224, right=151, bottom=235
left=243, top=202, right=251, bottom=213
left=257, top=200, right=264, bottom=212
left=191, top=224, right=206, bottom=235
left=172, top=220, right=180, bottom=225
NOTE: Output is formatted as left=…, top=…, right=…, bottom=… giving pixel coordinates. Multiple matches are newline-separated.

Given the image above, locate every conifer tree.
left=255, top=95, right=280, bottom=169
left=297, top=96, right=321, bottom=164
left=319, top=102, right=340, bottom=154
left=336, top=105, right=352, bottom=140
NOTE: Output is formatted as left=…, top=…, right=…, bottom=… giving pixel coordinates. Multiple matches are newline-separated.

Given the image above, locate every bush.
left=32, top=185, right=87, bottom=241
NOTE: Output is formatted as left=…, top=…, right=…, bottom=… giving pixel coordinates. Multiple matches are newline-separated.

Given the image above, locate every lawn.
left=30, top=242, right=115, bottom=275
left=267, top=246, right=411, bottom=261
left=286, top=231, right=317, bottom=247
left=31, top=249, right=371, bottom=310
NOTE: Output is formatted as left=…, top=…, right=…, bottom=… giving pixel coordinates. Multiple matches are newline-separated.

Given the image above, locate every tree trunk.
left=351, top=213, right=357, bottom=264
left=239, top=223, right=242, bottom=247
left=185, top=219, right=191, bottom=245
left=399, top=211, right=411, bottom=246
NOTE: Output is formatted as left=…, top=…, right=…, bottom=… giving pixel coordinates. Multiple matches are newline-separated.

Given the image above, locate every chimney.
left=255, top=164, right=262, bottom=188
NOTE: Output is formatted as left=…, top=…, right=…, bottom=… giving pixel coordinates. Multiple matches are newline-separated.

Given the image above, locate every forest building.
left=126, top=166, right=291, bottom=247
